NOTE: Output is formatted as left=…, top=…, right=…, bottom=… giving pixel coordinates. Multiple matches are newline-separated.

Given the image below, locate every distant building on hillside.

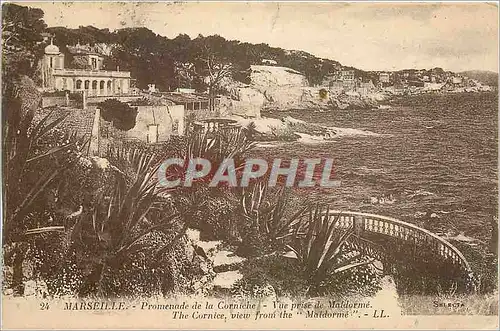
left=148, top=84, right=158, bottom=93
left=452, top=76, right=463, bottom=85
left=41, top=39, right=132, bottom=96
left=329, top=81, right=345, bottom=94
left=356, top=80, right=376, bottom=96
left=379, top=72, right=390, bottom=83
left=325, top=70, right=357, bottom=93
left=408, top=80, right=425, bottom=88
left=340, top=70, right=355, bottom=82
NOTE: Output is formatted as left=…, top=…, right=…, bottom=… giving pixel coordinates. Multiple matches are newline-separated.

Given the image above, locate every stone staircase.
left=186, top=228, right=247, bottom=292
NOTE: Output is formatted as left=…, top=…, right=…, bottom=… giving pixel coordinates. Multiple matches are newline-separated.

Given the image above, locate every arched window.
left=76, top=80, right=82, bottom=89
left=107, top=81, right=112, bottom=89
left=92, top=81, right=97, bottom=90
left=84, top=80, right=90, bottom=89
left=100, top=81, right=105, bottom=89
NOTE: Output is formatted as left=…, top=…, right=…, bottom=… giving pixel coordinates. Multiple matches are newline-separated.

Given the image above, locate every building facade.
left=121, top=105, right=185, bottom=143
left=340, top=70, right=355, bottom=82
left=261, top=59, right=278, bottom=65
left=41, top=40, right=131, bottom=96
left=379, top=72, right=390, bottom=83
left=356, top=80, right=376, bottom=96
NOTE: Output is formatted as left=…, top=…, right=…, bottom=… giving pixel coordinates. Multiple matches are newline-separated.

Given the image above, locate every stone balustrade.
left=326, top=210, right=471, bottom=274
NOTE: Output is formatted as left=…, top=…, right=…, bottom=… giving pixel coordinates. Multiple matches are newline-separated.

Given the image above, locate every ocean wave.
left=328, top=126, right=386, bottom=138
left=254, top=142, right=283, bottom=148
left=355, top=166, right=387, bottom=174
left=295, top=127, right=387, bottom=144
left=295, top=132, right=328, bottom=144
left=406, top=189, right=435, bottom=198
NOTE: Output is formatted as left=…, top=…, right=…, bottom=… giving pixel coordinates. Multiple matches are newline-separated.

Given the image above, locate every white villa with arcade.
left=41, top=40, right=131, bottom=96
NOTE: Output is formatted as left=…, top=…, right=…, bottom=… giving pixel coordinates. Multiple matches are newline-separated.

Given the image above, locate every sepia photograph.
left=1, top=1, right=498, bottom=329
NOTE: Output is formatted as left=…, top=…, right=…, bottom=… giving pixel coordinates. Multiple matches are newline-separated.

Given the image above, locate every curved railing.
left=325, top=210, right=471, bottom=274
left=193, top=119, right=241, bottom=133
left=192, top=119, right=242, bottom=138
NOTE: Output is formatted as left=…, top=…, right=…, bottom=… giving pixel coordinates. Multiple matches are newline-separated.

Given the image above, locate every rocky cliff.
left=221, top=65, right=386, bottom=115
left=219, top=85, right=264, bottom=118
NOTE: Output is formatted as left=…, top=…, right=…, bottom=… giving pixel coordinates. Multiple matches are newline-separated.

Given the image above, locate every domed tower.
left=44, top=39, right=60, bottom=56
left=41, top=38, right=65, bottom=90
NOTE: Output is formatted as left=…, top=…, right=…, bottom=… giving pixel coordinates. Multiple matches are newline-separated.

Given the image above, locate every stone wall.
left=86, top=95, right=144, bottom=105
left=41, top=96, right=82, bottom=108
left=100, top=105, right=185, bottom=147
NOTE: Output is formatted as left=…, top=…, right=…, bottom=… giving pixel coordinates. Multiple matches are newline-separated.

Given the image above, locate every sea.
left=252, top=92, right=498, bottom=267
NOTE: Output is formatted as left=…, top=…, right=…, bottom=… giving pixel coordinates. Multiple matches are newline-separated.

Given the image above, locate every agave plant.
left=240, top=181, right=309, bottom=244
left=284, top=204, right=375, bottom=296
left=5, top=110, right=88, bottom=238
left=156, top=127, right=254, bottom=193
left=67, top=148, right=185, bottom=297
left=153, top=127, right=255, bottom=242
left=186, top=126, right=254, bottom=171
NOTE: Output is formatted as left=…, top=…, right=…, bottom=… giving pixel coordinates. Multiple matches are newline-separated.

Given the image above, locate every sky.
left=21, top=1, right=499, bottom=72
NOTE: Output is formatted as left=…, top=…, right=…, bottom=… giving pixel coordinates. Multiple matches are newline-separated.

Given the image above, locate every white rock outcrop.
left=221, top=65, right=385, bottom=113
left=219, top=85, right=265, bottom=118
left=250, top=65, right=308, bottom=87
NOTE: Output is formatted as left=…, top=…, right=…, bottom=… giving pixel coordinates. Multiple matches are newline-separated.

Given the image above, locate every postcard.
left=1, top=1, right=498, bottom=329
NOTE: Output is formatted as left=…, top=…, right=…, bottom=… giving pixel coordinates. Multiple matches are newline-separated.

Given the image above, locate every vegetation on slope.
left=44, top=25, right=344, bottom=90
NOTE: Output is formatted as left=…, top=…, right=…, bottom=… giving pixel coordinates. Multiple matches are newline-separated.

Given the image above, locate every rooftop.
left=52, top=68, right=130, bottom=78
left=34, top=107, right=96, bottom=141
left=161, top=92, right=209, bottom=104
left=44, top=39, right=60, bottom=55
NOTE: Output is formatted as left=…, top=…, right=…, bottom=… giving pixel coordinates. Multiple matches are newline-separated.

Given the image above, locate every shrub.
left=318, top=264, right=381, bottom=296
left=232, top=254, right=309, bottom=297
left=232, top=254, right=381, bottom=298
